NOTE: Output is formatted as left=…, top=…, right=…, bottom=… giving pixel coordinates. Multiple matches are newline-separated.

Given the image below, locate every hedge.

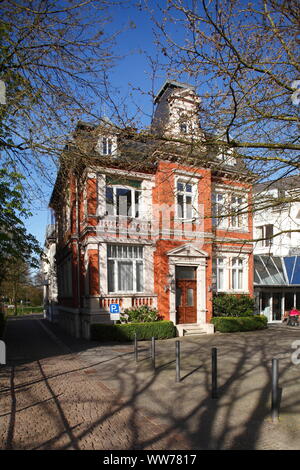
left=91, top=321, right=176, bottom=342
left=213, top=293, right=255, bottom=317
left=211, top=315, right=268, bottom=333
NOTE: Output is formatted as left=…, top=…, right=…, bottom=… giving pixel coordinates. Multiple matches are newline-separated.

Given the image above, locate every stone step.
left=183, top=328, right=206, bottom=336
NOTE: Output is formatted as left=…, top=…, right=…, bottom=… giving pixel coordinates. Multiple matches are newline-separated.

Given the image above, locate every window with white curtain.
left=107, top=244, right=144, bottom=293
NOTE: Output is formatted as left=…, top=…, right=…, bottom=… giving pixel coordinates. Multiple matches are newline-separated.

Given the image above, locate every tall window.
left=106, top=185, right=141, bottom=217
left=107, top=244, right=144, bottom=293
left=176, top=181, right=195, bottom=219
left=212, top=193, right=226, bottom=227
left=231, top=258, right=244, bottom=290
left=217, top=257, right=225, bottom=291
left=231, top=195, right=245, bottom=228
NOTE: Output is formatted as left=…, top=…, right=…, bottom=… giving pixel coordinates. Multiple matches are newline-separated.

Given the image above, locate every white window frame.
left=216, top=257, right=225, bottom=291
left=212, top=189, right=248, bottom=230
left=213, top=254, right=248, bottom=293
left=102, top=137, right=112, bottom=155
left=230, top=257, right=244, bottom=291
left=105, top=184, right=142, bottom=218
left=212, top=192, right=228, bottom=228
left=107, top=244, right=144, bottom=294
left=96, top=134, right=117, bottom=156
left=175, top=177, right=198, bottom=221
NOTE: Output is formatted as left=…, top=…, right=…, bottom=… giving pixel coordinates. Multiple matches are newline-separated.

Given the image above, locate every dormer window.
left=96, top=134, right=117, bottom=156
left=180, top=122, right=188, bottom=134
left=102, top=137, right=112, bottom=155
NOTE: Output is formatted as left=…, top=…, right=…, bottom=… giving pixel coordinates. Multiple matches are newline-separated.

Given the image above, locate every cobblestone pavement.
left=1, top=317, right=300, bottom=450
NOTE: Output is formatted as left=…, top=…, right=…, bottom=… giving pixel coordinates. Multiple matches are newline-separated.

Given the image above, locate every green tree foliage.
left=0, top=168, right=41, bottom=285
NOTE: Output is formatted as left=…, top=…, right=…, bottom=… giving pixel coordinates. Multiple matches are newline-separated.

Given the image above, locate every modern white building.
left=253, top=175, right=300, bottom=322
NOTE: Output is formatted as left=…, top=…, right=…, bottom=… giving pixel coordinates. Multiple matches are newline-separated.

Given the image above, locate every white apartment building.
left=253, top=175, right=300, bottom=322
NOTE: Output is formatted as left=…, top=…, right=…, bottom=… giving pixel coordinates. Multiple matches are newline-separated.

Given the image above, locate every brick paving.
left=1, top=317, right=300, bottom=450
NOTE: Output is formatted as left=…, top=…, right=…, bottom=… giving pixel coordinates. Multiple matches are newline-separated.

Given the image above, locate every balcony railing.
left=99, top=294, right=158, bottom=311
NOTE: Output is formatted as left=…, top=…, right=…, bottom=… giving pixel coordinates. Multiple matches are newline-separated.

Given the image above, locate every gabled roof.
left=154, top=80, right=196, bottom=104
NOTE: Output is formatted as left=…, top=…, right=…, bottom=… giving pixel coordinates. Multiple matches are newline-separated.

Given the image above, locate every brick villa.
left=44, top=81, right=254, bottom=338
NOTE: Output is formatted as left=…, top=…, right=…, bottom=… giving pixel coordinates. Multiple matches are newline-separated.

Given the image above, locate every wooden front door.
left=175, top=266, right=197, bottom=324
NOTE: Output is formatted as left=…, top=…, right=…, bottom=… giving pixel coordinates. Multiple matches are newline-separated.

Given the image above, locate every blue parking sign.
left=110, top=303, right=120, bottom=314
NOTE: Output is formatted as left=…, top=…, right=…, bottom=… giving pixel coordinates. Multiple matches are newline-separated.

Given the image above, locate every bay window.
left=107, top=244, right=144, bottom=293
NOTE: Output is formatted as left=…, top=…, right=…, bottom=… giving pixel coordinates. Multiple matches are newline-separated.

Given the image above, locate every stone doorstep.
left=176, top=323, right=214, bottom=337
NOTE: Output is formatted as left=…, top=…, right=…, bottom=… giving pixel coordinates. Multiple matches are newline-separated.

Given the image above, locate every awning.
left=254, top=255, right=300, bottom=286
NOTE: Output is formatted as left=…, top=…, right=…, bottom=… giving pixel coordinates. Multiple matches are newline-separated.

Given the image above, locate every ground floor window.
left=107, top=244, right=144, bottom=293
left=213, top=255, right=247, bottom=292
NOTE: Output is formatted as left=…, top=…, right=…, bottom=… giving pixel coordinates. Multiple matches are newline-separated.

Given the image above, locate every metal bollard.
left=151, top=336, right=156, bottom=369
left=271, top=358, right=279, bottom=422
left=211, top=347, right=218, bottom=399
left=175, top=340, right=180, bottom=382
left=134, top=333, right=138, bottom=362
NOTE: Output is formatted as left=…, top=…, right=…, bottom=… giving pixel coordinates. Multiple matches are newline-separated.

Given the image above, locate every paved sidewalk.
left=1, top=317, right=300, bottom=450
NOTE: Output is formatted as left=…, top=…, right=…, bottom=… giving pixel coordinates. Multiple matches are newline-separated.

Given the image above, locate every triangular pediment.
left=167, top=243, right=208, bottom=258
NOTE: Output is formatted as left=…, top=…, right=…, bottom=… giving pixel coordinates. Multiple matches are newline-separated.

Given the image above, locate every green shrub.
left=211, top=315, right=268, bottom=333
left=120, top=305, right=162, bottom=323
left=213, top=293, right=255, bottom=317
left=91, top=320, right=176, bottom=342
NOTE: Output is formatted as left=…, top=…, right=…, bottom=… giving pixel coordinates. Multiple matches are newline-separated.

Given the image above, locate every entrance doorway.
left=175, top=266, right=197, bottom=324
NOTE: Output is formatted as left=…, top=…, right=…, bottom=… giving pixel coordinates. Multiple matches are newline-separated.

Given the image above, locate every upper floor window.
left=105, top=179, right=141, bottom=218
left=212, top=193, right=227, bottom=227
left=179, top=122, right=188, bottom=134
left=96, top=134, right=117, bottom=156
left=212, top=191, right=247, bottom=229
left=102, top=137, right=112, bottom=155
left=231, top=195, right=245, bottom=228
left=176, top=180, right=195, bottom=219
left=257, top=224, right=273, bottom=247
